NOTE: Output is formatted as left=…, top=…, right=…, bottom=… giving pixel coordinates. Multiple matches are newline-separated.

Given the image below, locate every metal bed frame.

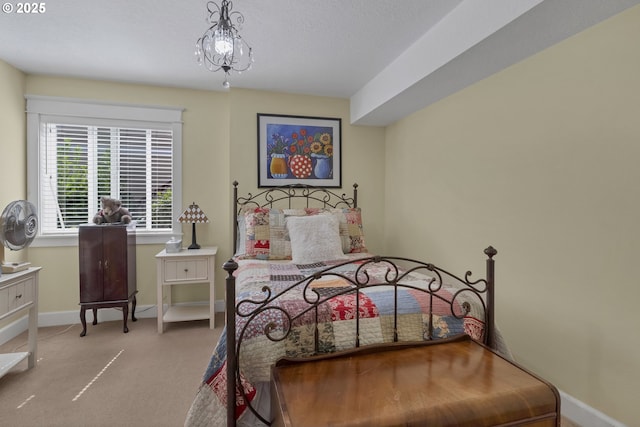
left=223, top=181, right=496, bottom=427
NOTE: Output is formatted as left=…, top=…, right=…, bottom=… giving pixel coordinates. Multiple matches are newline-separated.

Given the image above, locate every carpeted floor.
left=0, top=314, right=222, bottom=427
left=1, top=313, right=581, bottom=427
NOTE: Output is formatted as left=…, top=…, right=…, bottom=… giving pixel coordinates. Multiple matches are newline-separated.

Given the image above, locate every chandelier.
left=195, top=0, right=254, bottom=89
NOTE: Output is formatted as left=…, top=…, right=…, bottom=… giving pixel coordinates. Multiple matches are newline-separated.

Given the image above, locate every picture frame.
left=257, top=113, right=342, bottom=188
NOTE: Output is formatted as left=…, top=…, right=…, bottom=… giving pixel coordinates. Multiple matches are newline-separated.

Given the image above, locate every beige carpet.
left=0, top=314, right=222, bottom=427
left=1, top=313, right=581, bottom=427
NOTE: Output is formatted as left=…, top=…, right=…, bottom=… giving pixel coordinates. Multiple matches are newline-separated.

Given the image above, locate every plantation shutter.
left=40, top=121, right=174, bottom=234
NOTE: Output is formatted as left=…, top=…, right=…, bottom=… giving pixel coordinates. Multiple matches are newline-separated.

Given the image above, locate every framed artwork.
left=257, top=113, right=341, bottom=188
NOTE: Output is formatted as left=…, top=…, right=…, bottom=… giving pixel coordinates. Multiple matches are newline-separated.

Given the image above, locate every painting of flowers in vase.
left=258, top=114, right=341, bottom=187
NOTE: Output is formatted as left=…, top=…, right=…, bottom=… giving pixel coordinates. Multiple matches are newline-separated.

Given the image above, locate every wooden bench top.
left=270, top=335, right=559, bottom=427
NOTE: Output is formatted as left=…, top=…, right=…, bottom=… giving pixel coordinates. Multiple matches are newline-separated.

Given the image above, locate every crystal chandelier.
left=195, top=0, right=254, bottom=89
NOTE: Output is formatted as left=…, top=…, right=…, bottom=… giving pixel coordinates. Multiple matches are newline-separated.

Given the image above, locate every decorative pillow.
left=240, top=207, right=324, bottom=260
left=286, top=214, right=347, bottom=264
left=242, top=207, right=269, bottom=259
left=329, top=208, right=367, bottom=253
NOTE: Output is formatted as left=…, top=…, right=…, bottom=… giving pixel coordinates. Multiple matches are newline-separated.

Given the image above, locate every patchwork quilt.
left=184, top=255, right=488, bottom=427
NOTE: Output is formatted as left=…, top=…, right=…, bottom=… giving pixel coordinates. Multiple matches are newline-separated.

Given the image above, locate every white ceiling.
left=1, top=0, right=639, bottom=126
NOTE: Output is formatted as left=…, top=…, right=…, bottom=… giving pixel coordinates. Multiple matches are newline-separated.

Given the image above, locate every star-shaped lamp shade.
left=177, top=202, right=210, bottom=249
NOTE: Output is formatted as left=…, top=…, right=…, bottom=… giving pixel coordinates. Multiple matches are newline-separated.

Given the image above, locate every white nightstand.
left=155, top=247, right=217, bottom=334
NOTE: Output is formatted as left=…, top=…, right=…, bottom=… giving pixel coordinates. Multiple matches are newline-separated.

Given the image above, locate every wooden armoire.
left=78, top=225, right=137, bottom=336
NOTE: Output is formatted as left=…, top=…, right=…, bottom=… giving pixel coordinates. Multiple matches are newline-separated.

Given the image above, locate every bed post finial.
left=484, top=246, right=497, bottom=259
left=224, top=258, right=239, bottom=274
left=353, top=183, right=358, bottom=208
left=224, top=258, right=239, bottom=427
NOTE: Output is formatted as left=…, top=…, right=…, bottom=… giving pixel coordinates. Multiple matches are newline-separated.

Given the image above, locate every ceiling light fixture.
left=195, top=0, right=254, bottom=89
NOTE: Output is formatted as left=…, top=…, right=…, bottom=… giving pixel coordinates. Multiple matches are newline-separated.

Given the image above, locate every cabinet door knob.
left=16, top=294, right=22, bottom=299
left=184, top=268, right=188, bottom=272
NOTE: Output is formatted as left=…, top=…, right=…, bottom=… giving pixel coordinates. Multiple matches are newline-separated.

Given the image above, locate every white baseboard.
left=38, top=304, right=160, bottom=327
left=1, top=299, right=227, bottom=344
left=559, top=390, right=627, bottom=427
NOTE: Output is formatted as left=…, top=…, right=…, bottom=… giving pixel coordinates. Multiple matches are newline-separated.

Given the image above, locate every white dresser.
left=0, top=267, right=40, bottom=378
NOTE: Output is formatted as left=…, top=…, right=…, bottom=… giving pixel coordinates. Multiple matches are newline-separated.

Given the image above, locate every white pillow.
left=286, top=214, right=347, bottom=264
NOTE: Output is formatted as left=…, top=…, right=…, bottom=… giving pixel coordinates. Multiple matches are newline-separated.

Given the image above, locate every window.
left=27, top=96, right=183, bottom=246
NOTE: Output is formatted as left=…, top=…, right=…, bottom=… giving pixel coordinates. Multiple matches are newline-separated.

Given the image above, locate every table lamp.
left=177, top=202, right=210, bottom=249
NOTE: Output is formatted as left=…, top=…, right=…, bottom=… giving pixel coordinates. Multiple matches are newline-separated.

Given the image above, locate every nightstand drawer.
left=163, top=258, right=209, bottom=282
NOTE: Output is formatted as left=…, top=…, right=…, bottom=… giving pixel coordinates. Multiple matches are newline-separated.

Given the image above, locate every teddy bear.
left=93, top=197, right=132, bottom=224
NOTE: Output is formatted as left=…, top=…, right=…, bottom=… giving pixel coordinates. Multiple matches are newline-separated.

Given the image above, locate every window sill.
left=30, top=232, right=177, bottom=248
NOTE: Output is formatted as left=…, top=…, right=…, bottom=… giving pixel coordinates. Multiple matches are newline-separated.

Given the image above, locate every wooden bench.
left=271, top=335, right=559, bottom=427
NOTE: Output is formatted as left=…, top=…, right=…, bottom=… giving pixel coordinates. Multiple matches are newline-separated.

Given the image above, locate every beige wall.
left=0, top=61, right=27, bottom=242
left=0, top=61, right=27, bottom=329
left=384, top=5, right=640, bottom=425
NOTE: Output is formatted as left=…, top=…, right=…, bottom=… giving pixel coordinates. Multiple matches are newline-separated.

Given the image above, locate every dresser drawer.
left=163, top=258, right=209, bottom=282
left=0, top=287, right=8, bottom=316
left=0, top=276, right=35, bottom=316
